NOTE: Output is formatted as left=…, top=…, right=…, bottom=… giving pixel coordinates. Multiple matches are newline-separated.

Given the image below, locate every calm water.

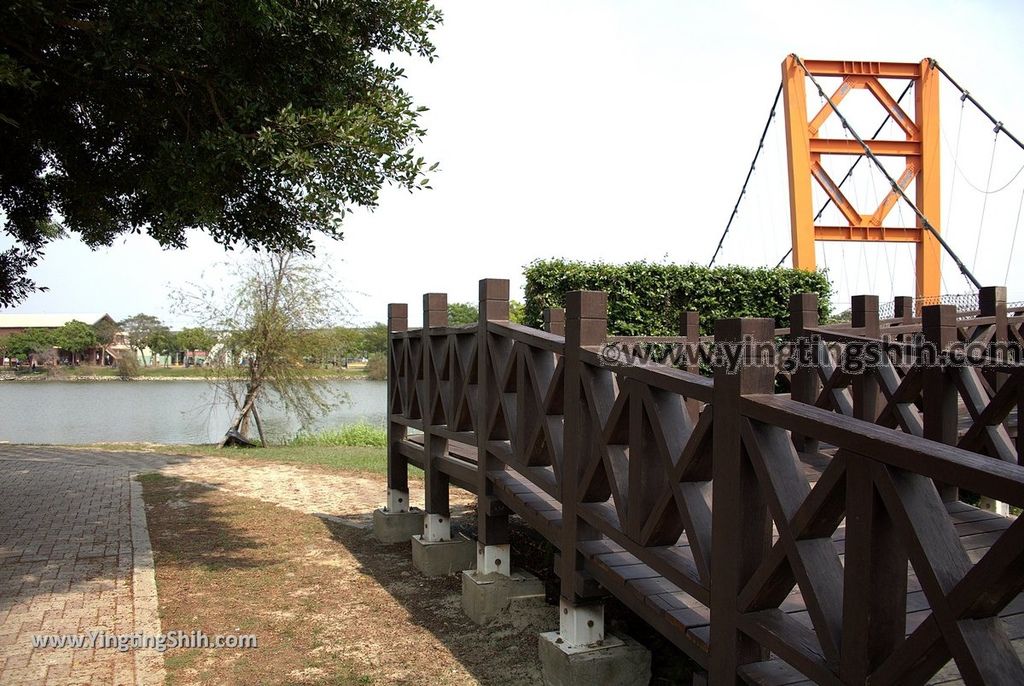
left=0, top=379, right=387, bottom=445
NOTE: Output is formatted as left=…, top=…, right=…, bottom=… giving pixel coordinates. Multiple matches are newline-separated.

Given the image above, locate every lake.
left=0, top=379, right=387, bottom=445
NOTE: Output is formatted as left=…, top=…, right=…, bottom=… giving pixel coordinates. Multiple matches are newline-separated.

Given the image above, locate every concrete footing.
left=980, top=497, right=1011, bottom=517
left=461, top=569, right=546, bottom=626
left=372, top=507, right=423, bottom=544
left=411, top=533, right=476, bottom=576
left=538, top=631, right=652, bottom=686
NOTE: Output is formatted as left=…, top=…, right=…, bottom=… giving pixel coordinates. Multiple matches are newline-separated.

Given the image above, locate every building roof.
left=0, top=313, right=114, bottom=329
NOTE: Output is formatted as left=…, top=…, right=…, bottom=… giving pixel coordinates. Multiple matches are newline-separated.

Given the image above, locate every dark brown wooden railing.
left=386, top=279, right=1024, bottom=685
left=785, top=289, right=1024, bottom=473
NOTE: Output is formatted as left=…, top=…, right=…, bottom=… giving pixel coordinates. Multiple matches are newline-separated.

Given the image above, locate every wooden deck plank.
left=738, top=659, right=815, bottom=686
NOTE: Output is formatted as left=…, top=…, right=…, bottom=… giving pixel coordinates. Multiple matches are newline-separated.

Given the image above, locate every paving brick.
left=0, top=449, right=181, bottom=685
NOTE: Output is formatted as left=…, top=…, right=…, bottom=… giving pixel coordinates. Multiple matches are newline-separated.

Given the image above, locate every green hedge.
left=523, top=259, right=831, bottom=335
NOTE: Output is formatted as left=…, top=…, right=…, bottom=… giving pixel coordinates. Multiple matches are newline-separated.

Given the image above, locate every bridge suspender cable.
left=791, top=54, right=982, bottom=289
left=930, top=59, right=1024, bottom=153
left=774, top=81, right=914, bottom=268
left=707, top=83, right=782, bottom=268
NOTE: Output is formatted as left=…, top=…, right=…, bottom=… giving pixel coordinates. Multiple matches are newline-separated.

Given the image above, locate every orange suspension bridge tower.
left=708, top=54, right=1024, bottom=306
left=781, top=56, right=947, bottom=302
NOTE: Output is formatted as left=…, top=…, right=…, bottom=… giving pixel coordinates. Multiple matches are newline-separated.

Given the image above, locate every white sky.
left=4, top=0, right=1023, bottom=327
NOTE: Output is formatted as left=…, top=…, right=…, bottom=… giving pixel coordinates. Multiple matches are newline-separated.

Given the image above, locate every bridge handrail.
left=742, top=393, right=1024, bottom=507
left=385, top=283, right=1024, bottom=684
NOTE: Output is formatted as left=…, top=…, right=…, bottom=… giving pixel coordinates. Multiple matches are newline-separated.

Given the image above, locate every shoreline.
left=0, top=373, right=375, bottom=383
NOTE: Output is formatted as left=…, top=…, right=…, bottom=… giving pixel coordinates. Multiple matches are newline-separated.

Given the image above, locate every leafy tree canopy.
left=359, top=323, right=389, bottom=355
left=119, top=313, right=164, bottom=364
left=54, top=319, right=97, bottom=354
left=177, top=326, right=215, bottom=354
left=447, top=300, right=526, bottom=325
left=148, top=326, right=179, bottom=357
left=92, top=318, right=119, bottom=347
left=2, top=328, right=54, bottom=358
left=0, top=0, right=442, bottom=305
left=447, top=302, right=478, bottom=325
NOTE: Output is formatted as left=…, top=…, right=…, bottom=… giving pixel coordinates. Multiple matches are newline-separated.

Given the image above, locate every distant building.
left=0, top=313, right=127, bottom=365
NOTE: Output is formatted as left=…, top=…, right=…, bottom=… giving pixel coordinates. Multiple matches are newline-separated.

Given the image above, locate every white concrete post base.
left=423, top=513, right=451, bottom=542
left=386, top=489, right=410, bottom=513
left=476, top=543, right=511, bottom=576
left=979, top=497, right=1011, bottom=517
left=559, top=598, right=604, bottom=647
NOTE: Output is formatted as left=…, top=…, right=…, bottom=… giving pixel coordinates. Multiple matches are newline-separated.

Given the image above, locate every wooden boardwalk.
left=386, top=284, right=1024, bottom=685
left=402, top=433, right=1021, bottom=684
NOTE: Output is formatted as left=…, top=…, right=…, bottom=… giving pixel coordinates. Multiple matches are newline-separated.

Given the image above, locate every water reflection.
left=0, top=379, right=386, bottom=445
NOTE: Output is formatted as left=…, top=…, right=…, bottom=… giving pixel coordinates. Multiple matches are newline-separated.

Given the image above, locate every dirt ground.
left=144, top=457, right=553, bottom=685
left=159, top=456, right=477, bottom=528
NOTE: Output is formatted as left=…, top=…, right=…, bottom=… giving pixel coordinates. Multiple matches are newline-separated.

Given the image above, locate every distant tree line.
left=0, top=316, right=390, bottom=367
left=1, top=320, right=102, bottom=364
left=447, top=301, right=526, bottom=325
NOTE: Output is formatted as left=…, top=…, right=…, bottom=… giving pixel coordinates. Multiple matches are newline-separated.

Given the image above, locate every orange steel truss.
left=782, top=56, right=941, bottom=300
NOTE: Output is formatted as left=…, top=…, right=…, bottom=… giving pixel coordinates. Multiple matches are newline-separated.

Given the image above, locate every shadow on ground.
left=139, top=473, right=273, bottom=573
left=321, top=509, right=702, bottom=685
left=0, top=457, right=142, bottom=613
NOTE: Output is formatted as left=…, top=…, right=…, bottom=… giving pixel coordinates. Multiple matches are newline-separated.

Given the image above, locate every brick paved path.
left=0, top=447, right=188, bottom=685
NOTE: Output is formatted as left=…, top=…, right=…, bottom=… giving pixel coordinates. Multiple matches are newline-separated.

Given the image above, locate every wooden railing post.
left=679, top=310, right=700, bottom=372
left=841, top=454, right=908, bottom=682
left=558, top=290, right=608, bottom=645
left=710, top=318, right=775, bottom=681
left=421, top=293, right=451, bottom=541
left=893, top=296, right=914, bottom=324
left=386, top=303, right=410, bottom=513
left=790, top=293, right=820, bottom=453
left=851, top=295, right=881, bottom=423
left=543, top=307, right=565, bottom=336
left=476, top=279, right=512, bottom=574
left=679, top=310, right=701, bottom=421
left=922, top=304, right=959, bottom=502
left=978, top=286, right=1011, bottom=514
left=980, top=285, right=1008, bottom=390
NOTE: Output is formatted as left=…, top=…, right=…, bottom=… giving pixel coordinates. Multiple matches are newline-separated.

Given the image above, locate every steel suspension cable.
left=708, top=83, right=782, bottom=268
left=1006, top=185, right=1024, bottom=287
left=931, top=59, right=1024, bottom=153
left=773, top=81, right=914, bottom=268
left=792, top=54, right=982, bottom=289
left=944, top=98, right=966, bottom=243
left=973, top=133, right=999, bottom=271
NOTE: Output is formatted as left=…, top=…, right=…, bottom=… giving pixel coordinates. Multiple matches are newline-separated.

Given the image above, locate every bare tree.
left=186, top=251, right=345, bottom=446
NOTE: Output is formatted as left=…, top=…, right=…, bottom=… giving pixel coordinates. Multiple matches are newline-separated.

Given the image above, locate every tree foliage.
left=190, top=251, right=343, bottom=445
left=447, top=302, right=478, bottom=325
left=119, top=313, right=165, bottom=365
left=54, top=320, right=97, bottom=360
left=148, top=326, right=179, bottom=360
left=447, top=301, right=526, bottom=325
left=116, top=352, right=139, bottom=381
left=523, top=259, right=832, bottom=335
left=177, top=326, right=215, bottom=355
left=359, top=323, right=389, bottom=356
left=3, top=328, right=54, bottom=359
left=0, top=0, right=442, bottom=304
left=92, top=318, right=119, bottom=347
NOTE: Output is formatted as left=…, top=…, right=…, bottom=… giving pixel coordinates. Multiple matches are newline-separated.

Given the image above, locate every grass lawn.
left=85, top=442, right=404, bottom=478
